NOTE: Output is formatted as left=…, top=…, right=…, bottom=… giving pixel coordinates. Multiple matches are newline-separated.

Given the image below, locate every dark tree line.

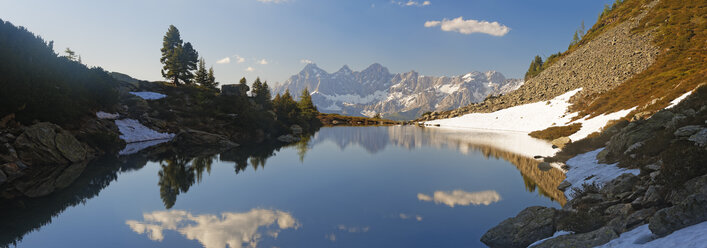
left=0, top=18, right=118, bottom=125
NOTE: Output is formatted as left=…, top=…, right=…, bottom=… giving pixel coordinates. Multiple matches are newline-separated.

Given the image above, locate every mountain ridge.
left=273, top=63, right=522, bottom=120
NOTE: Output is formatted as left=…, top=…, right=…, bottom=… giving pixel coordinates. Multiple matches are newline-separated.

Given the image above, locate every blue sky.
left=1, top=0, right=613, bottom=85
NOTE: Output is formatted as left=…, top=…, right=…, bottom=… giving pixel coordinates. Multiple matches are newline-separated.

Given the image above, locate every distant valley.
left=273, top=63, right=522, bottom=120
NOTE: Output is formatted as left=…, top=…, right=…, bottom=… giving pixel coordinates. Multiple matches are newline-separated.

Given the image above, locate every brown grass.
left=571, top=0, right=707, bottom=118
left=528, top=123, right=582, bottom=141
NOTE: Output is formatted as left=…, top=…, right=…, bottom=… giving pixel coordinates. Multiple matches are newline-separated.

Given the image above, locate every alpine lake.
left=1, top=126, right=567, bottom=248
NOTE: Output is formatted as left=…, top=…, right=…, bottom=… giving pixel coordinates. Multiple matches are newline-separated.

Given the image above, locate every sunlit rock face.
left=418, top=190, right=502, bottom=207
left=126, top=209, right=299, bottom=248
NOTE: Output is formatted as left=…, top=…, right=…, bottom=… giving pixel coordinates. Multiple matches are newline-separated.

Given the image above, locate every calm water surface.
left=2, top=126, right=566, bottom=247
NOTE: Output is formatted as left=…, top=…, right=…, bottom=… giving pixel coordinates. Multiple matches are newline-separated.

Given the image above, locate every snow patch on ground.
left=425, top=88, right=635, bottom=141
left=115, top=119, right=174, bottom=143
left=666, top=90, right=693, bottom=109
left=569, top=107, right=636, bottom=141
left=528, top=230, right=574, bottom=247
left=425, top=89, right=581, bottom=133
left=596, top=221, right=707, bottom=248
left=96, top=111, right=119, bottom=119
left=129, top=91, right=167, bottom=100
left=562, top=148, right=640, bottom=200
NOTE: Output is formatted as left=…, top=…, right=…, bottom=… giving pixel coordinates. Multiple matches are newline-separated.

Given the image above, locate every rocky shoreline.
left=0, top=79, right=316, bottom=200
left=480, top=86, right=706, bottom=247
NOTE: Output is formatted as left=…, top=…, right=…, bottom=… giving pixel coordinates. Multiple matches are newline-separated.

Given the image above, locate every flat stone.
left=674, top=125, right=702, bottom=137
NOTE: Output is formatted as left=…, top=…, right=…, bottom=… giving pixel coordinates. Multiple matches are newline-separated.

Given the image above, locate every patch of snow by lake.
left=115, top=119, right=174, bottom=143
left=562, top=148, right=639, bottom=200
left=568, top=107, right=636, bottom=141
left=119, top=139, right=171, bottom=155
left=425, top=88, right=635, bottom=142
left=596, top=221, right=707, bottom=248
left=665, top=90, right=693, bottom=109
left=425, top=89, right=582, bottom=133
left=528, top=230, right=574, bottom=247
left=130, top=91, right=167, bottom=100
left=96, top=111, right=119, bottom=119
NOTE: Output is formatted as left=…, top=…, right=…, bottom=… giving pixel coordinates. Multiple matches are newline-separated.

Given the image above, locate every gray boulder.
left=481, top=206, right=557, bottom=248
left=649, top=192, right=707, bottom=236
left=532, top=226, right=618, bottom=248
left=600, top=173, right=638, bottom=199
left=673, top=125, right=702, bottom=137
left=13, top=122, right=87, bottom=166
left=598, top=111, right=673, bottom=164
left=290, top=125, right=303, bottom=135
left=688, top=128, right=707, bottom=147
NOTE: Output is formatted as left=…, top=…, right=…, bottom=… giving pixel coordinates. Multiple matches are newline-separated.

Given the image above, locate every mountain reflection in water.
left=313, top=126, right=567, bottom=205
left=0, top=126, right=566, bottom=248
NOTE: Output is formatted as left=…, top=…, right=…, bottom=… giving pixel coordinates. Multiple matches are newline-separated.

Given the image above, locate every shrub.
left=529, top=123, right=582, bottom=141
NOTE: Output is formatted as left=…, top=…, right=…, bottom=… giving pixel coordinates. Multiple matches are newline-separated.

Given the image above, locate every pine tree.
left=194, top=57, right=208, bottom=86
left=160, top=25, right=183, bottom=85
left=298, top=87, right=317, bottom=114
left=570, top=30, right=580, bottom=48
left=64, top=47, right=76, bottom=61
left=206, top=67, right=217, bottom=88
left=251, top=77, right=262, bottom=97
left=178, top=42, right=198, bottom=85
left=238, top=77, right=249, bottom=96
left=524, top=55, right=544, bottom=80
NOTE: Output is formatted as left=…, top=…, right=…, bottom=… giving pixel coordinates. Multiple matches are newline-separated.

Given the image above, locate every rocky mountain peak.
left=276, top=63, right=522, bottom=120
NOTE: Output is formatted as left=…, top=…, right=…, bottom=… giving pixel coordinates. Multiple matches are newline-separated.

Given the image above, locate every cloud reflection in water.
left=126, top=209, right=298, bottom=248
left=418, top=190, right=501, bottom=207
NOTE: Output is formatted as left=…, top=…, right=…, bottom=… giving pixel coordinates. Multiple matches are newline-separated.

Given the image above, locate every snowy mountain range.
left=273, top=63, right=523, bottom=120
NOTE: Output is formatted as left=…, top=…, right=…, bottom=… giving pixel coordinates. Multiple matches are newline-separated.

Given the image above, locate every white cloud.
left=424, top=17, right=510, bottom=36
left=300, top=59, right=313, bottom=64
left=127, top=209, right=299, bottom=248
left=257, top=0, right=289, bottom=3
left=245, top=67, right=255, bottom=72
left=235, top=55, right=245, bottom=63
left=418, top=190, right=501, bottom=207
left=393, top=0, right=431, bottom=7
left=216, top=57, right=231, bottom=64
left=258, top=59, right=268, bottom=65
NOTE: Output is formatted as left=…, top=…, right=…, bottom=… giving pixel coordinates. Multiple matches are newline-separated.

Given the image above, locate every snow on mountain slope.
left=273, top=63, right=522, bottom=120
left=425, top=88, right=636, bottom=141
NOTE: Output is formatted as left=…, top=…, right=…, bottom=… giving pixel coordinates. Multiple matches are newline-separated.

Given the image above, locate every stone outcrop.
left=480, top=206, right=558, bottom=248
left=13, top=122, right=87, bottom=166
left=649, top=174, right=707, bottom=236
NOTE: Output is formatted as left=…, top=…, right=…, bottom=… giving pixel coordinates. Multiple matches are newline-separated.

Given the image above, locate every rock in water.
left=481, top=206, right=557, bottom=248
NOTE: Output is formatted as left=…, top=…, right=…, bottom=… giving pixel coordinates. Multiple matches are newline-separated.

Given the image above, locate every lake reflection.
left=126, top=209, right=298, bottom=248
left=3, top=126, right=566, bottom=248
